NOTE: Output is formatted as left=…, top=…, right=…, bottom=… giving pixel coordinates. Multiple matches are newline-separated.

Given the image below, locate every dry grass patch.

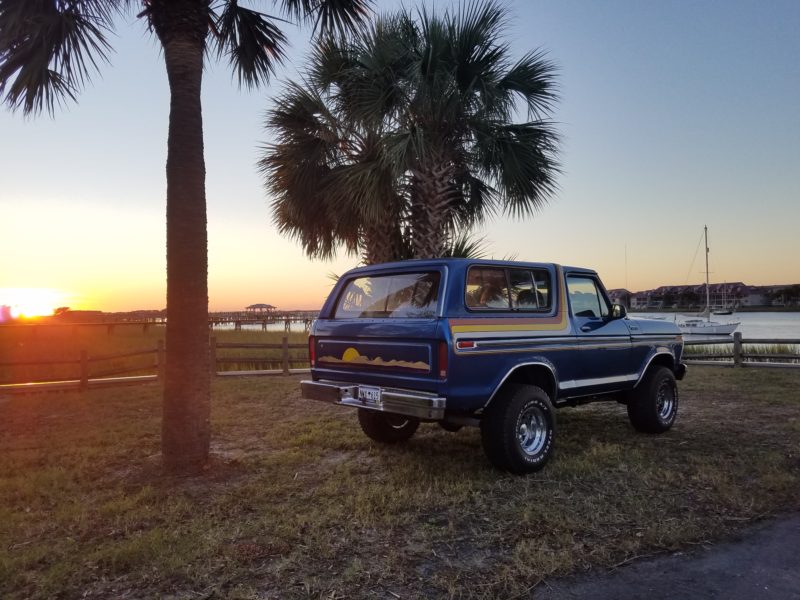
left=1, top=368, right=798, bottom=598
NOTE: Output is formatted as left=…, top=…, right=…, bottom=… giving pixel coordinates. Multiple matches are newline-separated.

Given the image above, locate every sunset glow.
left=0, top=2, right=798, bottom=312
left=1, top=288, right=67, bottom=319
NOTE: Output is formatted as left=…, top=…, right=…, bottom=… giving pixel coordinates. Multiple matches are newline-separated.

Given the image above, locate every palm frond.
left=0, top=0, right=119, bottom=114
left=473, top=119, right=561, bottom=218
left=262, top=78, right=403, bottom=261
left=211, top=2, right=288, bottom=88
left=443, top=230, right=490, bottom=259
left=281, top=0, right=372, bottom=38
left=498, top=50, right=559, bottom=119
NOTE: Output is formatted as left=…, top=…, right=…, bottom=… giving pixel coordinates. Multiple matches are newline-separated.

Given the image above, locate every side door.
left=563, top=274, right=634, bottom=395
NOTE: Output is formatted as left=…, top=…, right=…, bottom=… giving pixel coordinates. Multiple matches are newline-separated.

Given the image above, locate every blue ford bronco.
left=301, top=259, right=686, bottom=474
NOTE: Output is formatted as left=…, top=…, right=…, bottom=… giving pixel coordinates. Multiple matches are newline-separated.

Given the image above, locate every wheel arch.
left=635, top=351, right=676, bottom=387
left=483, top=361, right=558, bottom=411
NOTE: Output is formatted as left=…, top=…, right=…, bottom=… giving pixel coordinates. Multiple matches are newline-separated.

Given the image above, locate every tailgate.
left=311, top=319, right=443, bottom=390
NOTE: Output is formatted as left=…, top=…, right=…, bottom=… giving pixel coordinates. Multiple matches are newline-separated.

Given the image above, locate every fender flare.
left=482, top=358, right=559, bottom=411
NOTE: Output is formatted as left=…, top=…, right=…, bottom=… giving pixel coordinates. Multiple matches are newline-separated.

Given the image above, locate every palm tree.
left=265, top=1, right=560, bottom=260
left=388, top=1, right=561, bottom=257
left=0, top=0, right=368, bottom=474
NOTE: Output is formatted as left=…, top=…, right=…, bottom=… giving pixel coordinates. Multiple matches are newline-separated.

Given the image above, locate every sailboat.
left=712, top=284, right=735, bottom=315
left=678, top=226, right=740, bottom=336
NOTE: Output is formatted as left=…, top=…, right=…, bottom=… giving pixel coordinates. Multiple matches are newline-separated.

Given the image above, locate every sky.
left=1, top=0, right=799, bottom=313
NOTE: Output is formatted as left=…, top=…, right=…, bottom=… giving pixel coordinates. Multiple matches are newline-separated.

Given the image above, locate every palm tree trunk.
left=362, top=218, right=404, bottom=264
left=157, top=6, right=211, bottom=475
left=410, top=159, right=456, bottom=258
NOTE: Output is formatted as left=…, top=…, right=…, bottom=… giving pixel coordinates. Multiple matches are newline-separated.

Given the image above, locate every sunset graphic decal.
left=319, top=347, right=430, bottom=372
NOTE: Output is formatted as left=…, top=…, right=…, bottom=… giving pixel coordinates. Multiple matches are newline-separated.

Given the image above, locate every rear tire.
left=357, top=409, right=419, bottom=444
left=480, top=384, right=556, bottom=474
left=627, top=366, right=678, bottom=433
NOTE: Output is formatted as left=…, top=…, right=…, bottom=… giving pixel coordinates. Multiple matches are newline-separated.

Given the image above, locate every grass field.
left=1, top=367, right=799, bottom=599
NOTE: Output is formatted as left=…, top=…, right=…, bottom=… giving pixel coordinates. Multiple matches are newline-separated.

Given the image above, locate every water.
left=635, top=312, right=800, bottom=340
left=224, top=312, right=800, bottom=340
left=212, top=321, right=311, bottom=333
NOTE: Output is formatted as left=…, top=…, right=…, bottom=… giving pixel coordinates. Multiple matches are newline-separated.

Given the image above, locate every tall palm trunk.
left=362, top=218, right=404, bottom=264
left=410, top=157, right=457, bottom=258
left=154, top=1, right=211, bottom=474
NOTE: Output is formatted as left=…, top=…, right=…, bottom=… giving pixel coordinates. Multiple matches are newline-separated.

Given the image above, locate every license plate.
left=358, top=385, right=382, bottom=405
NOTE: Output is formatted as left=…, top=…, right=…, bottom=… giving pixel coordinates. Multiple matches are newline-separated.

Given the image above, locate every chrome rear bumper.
left=301, top=380, right=446, bottom=420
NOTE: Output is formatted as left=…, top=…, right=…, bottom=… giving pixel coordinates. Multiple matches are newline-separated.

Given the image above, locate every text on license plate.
left=358, top=386, right=382, bottom=404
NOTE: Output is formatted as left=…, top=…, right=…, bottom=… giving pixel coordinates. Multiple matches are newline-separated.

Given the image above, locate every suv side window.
left=465, top=267, right=510, bottom=310
left=567, top=275, right=609, bottom=318
left=510, top=269, right=552, bottom=310
left=465, top=267, right=553, bottom=311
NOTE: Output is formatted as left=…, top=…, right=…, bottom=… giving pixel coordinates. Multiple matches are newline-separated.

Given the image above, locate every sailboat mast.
left=704, top=225, right=710, bottom=322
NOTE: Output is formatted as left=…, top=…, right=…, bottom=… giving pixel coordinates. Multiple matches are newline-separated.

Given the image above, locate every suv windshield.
left=335, top=272, right=441, bottom=319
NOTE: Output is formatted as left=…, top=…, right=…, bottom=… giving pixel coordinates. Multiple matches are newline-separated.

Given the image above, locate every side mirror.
left=611, top=303, right=627, bottom=319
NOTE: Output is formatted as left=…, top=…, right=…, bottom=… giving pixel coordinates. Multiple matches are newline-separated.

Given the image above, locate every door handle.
left=580, top=325, right=592, bottom=332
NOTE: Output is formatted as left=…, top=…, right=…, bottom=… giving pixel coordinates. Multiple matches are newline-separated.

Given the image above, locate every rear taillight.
left=308, top=335, right=316, bottom=367
left=438, top=341, right=448, bottom=379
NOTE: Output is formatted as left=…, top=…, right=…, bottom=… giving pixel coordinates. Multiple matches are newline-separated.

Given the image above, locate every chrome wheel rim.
left=656, top=380, right=676, bottom=421
left=517, top=405, right=548, bottom=456
left=386, top=414, right=409, bottom=429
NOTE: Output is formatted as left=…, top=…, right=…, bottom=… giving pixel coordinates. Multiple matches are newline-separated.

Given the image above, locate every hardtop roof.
left=344, top=258, right=597, bottom=276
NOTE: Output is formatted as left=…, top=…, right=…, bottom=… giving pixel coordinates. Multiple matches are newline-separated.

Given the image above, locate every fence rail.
left=683, top=333, right=800, bottom=369
left=0, top=336, right=309, bottom=394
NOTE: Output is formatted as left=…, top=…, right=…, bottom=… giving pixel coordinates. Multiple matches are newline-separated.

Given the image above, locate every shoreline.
left=629, top=307, right=800, bottom=314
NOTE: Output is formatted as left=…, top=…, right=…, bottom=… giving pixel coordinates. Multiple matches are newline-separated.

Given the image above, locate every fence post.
left=733, top=332, right=743, bottom=367
left=209, top=337, right=217, bottom=378
left=157, top=339, right=166, bottom=382
left=80, top=349, right=89, bottom=390
left=282, top=336, right=290, bottom=374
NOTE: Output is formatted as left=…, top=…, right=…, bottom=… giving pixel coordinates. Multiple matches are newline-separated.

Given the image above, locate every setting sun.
left=1, top=287, right=67, bottom=319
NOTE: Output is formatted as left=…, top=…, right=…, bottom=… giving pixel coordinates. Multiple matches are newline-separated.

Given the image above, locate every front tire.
left=480, top=384, right=556, bottom=474
left=627, top=366, right=678, bottom=433
left=357, top=409, right=420, bottom=444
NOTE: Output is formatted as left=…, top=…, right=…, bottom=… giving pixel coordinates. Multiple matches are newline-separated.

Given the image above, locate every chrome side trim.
left=300, top=380, right=446, bottom=420
left=559, top=373, right=639, bottom=391
left=456, top=337, right=633, bottom=356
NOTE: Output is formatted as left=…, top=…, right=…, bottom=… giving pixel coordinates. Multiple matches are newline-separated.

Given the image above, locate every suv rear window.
left=335, top=272, right=441, bottom=318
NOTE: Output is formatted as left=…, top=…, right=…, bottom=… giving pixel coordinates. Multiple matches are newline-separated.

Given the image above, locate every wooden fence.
left=683, top=332, right=800, bottom=369
left=209, top=337, right=310, bottom=377
left=0, top=336, right=309, bottom=394
left=2, top=333, right=798, bottom=394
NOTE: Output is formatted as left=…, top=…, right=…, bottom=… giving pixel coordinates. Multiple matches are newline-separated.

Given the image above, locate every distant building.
left=607, top=289, right=631, bottom=308
left=623, top=282, right=800, bottom=310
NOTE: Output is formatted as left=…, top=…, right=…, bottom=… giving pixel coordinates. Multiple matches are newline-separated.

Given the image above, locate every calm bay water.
left=212, top=322, right=310, bottom=333
left=225, top=311, right=800, bottom=339
left=635, top=312, right=800, bottom=340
